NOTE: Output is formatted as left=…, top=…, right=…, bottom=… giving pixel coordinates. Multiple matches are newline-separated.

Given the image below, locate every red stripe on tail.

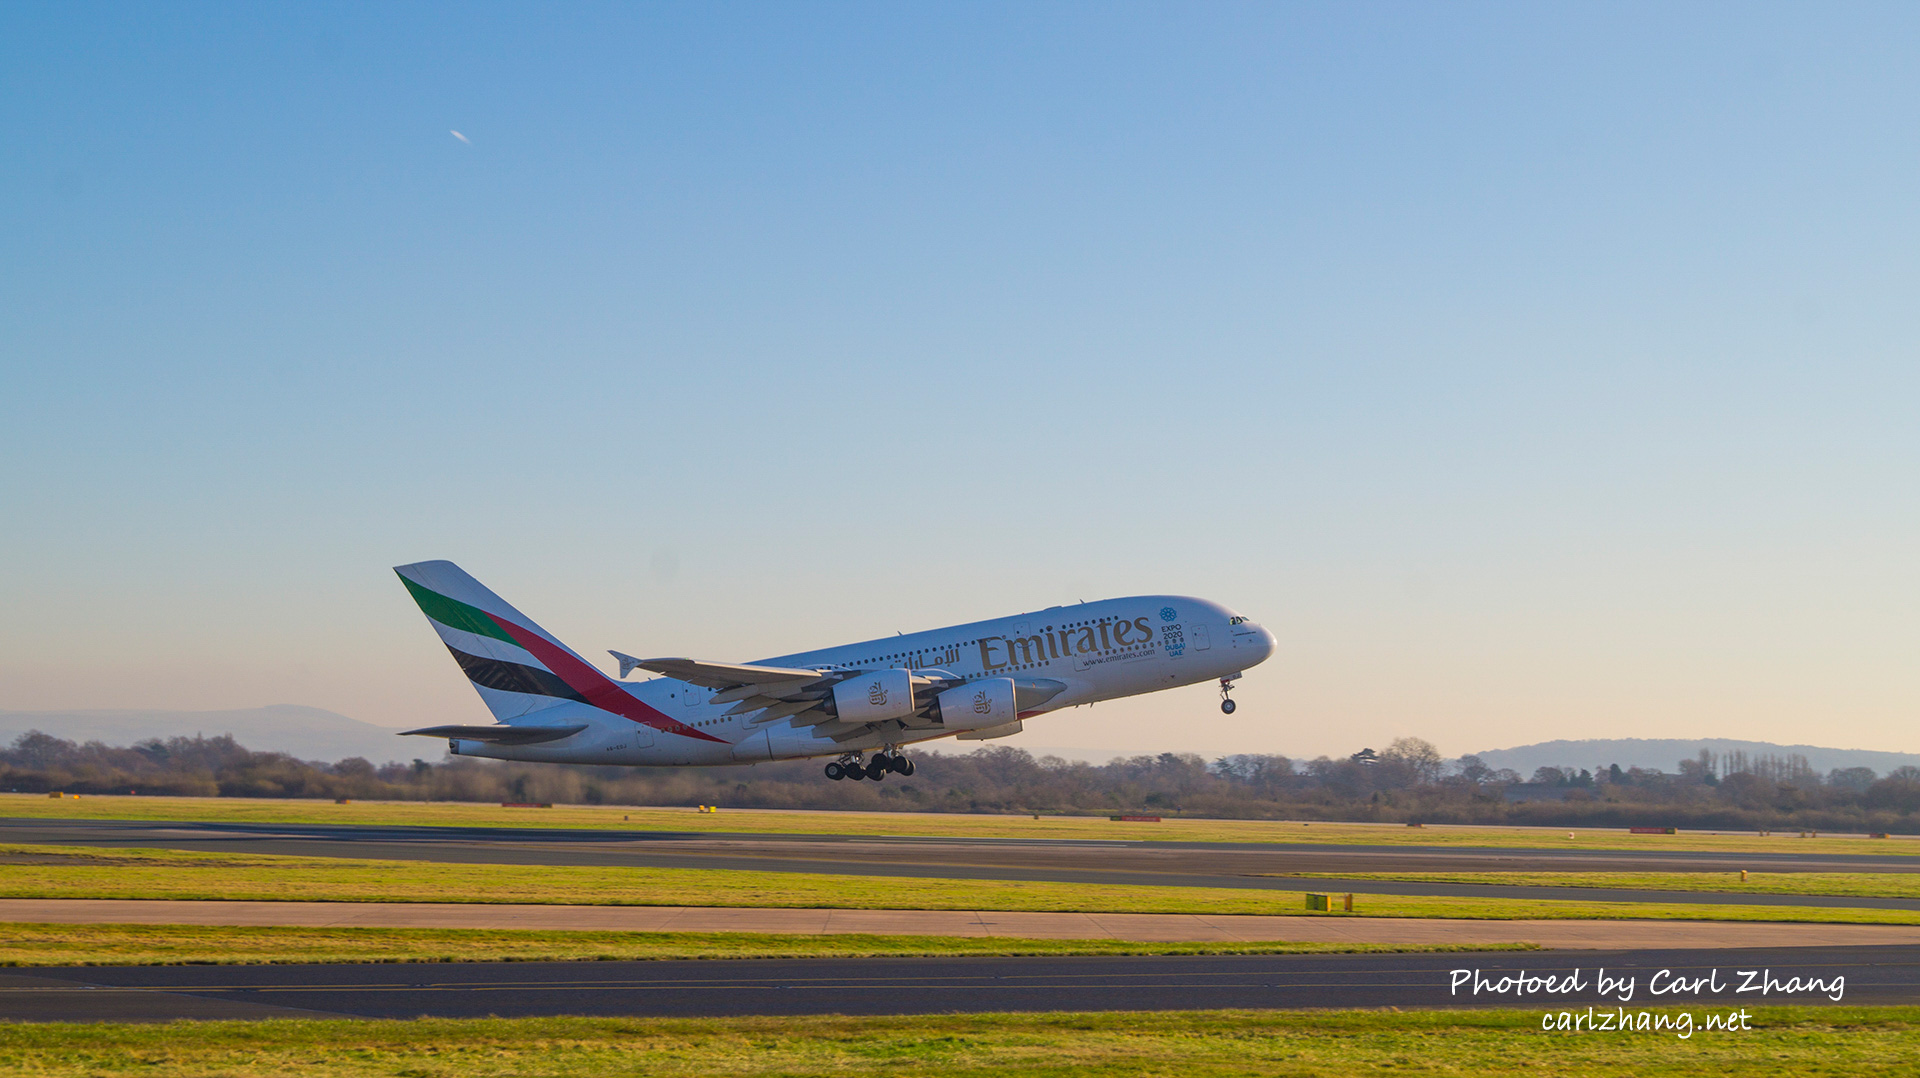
left=486, top=615, right=728, bottom=744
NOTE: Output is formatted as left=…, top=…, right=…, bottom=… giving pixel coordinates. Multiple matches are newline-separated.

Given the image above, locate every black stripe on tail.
left=445, top=645, right=590, bottom=704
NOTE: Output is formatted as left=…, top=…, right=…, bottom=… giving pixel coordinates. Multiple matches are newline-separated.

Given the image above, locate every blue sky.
left=3, top=3, right=1917, bottom=760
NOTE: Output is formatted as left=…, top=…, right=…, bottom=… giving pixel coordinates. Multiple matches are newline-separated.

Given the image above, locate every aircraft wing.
left=612, top=651, right=945, bottom=734
left=614, top=653, right=828, bottom=689
left=609, top=652, right=983, bottom=741
left=613, top=652, right=856, bottom=729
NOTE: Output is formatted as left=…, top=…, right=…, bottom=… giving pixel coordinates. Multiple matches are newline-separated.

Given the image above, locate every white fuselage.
left=451, top=595, right=1274, bottom=767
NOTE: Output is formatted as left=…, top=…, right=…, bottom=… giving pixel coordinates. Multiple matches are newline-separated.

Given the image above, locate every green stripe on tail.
left=399, top=575, right=521, bottom=645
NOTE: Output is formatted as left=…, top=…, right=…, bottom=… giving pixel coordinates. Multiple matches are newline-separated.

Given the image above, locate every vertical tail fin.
left=394, top=560, right=596, bottom=721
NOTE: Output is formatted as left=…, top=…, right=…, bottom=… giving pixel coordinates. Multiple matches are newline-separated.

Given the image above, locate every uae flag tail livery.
left=395, top=560, right=721, bottom=748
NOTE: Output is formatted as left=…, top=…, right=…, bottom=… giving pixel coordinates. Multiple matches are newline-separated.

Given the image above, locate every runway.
left=9, top=817, right=1919, bottom=911
left=2, top=945, right=1912, bottom=1022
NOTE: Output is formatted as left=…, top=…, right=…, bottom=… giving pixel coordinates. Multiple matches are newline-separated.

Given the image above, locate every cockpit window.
left=1229, top=616, right=1249, bottom=625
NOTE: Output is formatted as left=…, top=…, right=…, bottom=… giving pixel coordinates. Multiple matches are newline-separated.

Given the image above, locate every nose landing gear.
left=1219, top=674, right=1241, bottom=715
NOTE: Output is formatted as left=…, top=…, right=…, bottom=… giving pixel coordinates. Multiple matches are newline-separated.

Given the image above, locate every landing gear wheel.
left=1218, top=675, right=1239, bottom=715
left=897, top=757, right=916, bottom=777
left=824, top=762, right=845, bottom=780
left=865, top=758, right=889, bottom=781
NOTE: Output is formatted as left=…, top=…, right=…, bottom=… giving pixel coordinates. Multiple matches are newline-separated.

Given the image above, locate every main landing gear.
left=1219, top=674, right=1240, bottom=715
left=824, top=750, right=915, bottom=782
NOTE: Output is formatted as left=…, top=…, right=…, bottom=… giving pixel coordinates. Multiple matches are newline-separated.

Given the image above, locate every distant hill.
left=0, top=706, right=418, bottom=764
left=1471, top=738, right=1920, bottom=779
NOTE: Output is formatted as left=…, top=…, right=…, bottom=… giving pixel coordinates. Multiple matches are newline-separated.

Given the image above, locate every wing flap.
left=748, top=699, right=824, bottom=724
left=710, top=678, right=822, bottom=704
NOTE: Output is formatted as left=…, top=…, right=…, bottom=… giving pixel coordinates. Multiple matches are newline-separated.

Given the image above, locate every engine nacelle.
left=831, top=667, right=918, bottom=724
left=932, top=677, right=1018, bottom=731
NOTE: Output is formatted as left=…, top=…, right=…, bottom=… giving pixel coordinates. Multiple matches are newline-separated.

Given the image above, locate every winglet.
left=610, top=650, right=644, bottom=679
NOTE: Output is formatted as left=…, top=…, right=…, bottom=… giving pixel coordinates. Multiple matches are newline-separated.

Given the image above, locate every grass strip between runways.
left=0, top=922, right=1531, bottom=967
left=1, top=1008, right=1917, bottom=1077
left=5, top=843, right=1920, bottom=924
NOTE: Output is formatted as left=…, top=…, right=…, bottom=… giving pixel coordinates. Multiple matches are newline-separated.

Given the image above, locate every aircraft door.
left=1191, top=624, right=1211, bottom=651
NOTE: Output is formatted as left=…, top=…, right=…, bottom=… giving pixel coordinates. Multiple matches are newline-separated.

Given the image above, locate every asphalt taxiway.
left=9, top=817, right=1918, bottom=911
left=3, top=945, right=1912, bottom=1023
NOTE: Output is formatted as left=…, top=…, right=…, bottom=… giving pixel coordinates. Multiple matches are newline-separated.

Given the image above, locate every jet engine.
left=932, top=677, right=1018, bottom=731
left=831, top=667, right=918, bottom=724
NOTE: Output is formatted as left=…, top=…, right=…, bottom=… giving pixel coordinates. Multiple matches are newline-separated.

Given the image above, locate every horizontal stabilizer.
left=398, top=724, right=588, bottom=745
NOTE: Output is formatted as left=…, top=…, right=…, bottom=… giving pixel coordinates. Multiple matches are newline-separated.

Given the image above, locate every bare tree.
left=1382, top=737, right=1445, bottom=785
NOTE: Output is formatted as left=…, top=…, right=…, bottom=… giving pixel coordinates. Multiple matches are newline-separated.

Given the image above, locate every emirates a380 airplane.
left=396, top=560, right=1275, bottom=781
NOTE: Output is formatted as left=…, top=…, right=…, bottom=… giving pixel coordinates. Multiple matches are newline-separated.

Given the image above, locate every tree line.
left=5, top=730, right=1920, bottom=833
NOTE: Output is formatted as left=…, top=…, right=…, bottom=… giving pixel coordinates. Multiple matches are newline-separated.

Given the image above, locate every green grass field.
left=8, top=792, right=1914, bottom=856
left=5, top=843, right=1918, bottom=925
left=0, top=1008, right=1913, bottom=1077
left=0, top=922, right=1525, bottom=967
left=1283, top=871, right=1920, bottom=899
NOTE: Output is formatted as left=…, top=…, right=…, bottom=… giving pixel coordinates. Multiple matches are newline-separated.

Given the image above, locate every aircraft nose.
left=1236, top=622, right=1276, bottom=666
